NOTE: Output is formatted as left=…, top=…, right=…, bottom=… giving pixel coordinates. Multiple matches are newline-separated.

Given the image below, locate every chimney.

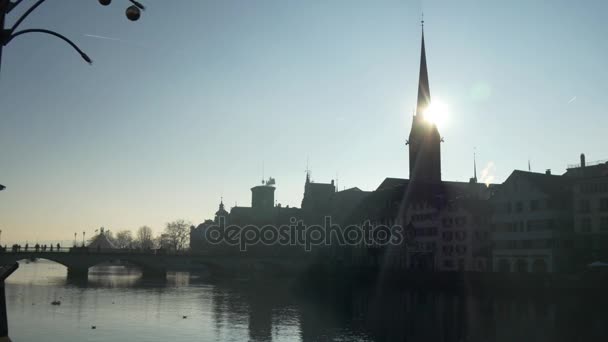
left=580, top=153, right=586, bottom=168
left=545, top=169, right=551, bottom=175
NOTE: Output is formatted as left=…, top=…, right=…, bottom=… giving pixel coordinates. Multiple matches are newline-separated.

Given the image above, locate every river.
left=5, top=260, right=608, bottom=341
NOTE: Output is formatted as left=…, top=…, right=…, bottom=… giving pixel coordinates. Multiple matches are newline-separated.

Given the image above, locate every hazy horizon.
left=1, top=0, right=607, bottom=243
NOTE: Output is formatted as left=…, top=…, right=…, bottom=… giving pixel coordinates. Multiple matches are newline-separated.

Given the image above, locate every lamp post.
left=82, top=231, right=85, bottom=247
left=73, top=232, right=77, bottom=247
left=0, top=0, right=146, bottom=74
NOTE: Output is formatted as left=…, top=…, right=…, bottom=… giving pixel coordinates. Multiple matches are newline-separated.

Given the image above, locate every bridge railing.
left=0, top=246, right=168, bottom=255
left=0, top=246, right=72, bottom=253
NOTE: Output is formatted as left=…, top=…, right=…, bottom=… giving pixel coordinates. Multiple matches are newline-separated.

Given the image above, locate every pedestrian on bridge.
left=50, top=245, right=53, bottom=252
left=57, top=243, right=60, bottom=251
left=25, top=244, right=28, bottom=252
left=35, top=244, right=39, bottom=252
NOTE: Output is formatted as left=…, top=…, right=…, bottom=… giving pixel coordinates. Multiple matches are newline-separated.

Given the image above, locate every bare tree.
left=114, top=230, right=134, bottom=249
left=135, top=225, right=154, bottom=250
left=163, top=220, right=191, bottom=251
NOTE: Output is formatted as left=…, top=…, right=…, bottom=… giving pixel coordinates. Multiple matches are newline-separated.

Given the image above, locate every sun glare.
left=423, top=99, right=449, bottom=128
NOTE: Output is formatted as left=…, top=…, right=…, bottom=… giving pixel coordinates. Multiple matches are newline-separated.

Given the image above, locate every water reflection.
left=5, top=260, right=608, bottom=341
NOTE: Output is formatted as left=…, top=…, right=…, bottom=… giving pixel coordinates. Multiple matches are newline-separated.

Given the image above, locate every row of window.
left=578, top=183, right=608, bottom=194
left=493, top=219, right=561, bottom=233
left=578, top=198, right=608, bottom=213
left=579, top=216, right=608, bottom=232
left=441, top=216, right=468, bottom=227
left=494, top=239, right=573, bottom=249
left=496, top=258, right=548, bottom=273
left=441, top=245, right=467, bottom=256
left=411, top=213, right=436, bottom=222
left=503, top=199, right=557, bottom=214
left=411, top=215, right=489, bottom=227
left=441, top=231, right=467, bottom=241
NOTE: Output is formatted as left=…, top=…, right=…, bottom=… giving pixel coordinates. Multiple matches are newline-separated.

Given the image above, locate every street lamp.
left=0, top=0, right=146, bottom=73
left=82, top=231, right=85, bottom=247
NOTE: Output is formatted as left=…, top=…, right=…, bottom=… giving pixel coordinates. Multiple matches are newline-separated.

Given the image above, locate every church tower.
left=408, top=22, right=441, bottom=183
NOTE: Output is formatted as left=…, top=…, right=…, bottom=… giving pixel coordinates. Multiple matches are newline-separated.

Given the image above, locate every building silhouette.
left=564, top=154, right=608, bottom=268
left=489, top=170, right=574, bottom=273
left=189, top=175, right=368, bottom=253
left=189, top=24, right=608, bottom=275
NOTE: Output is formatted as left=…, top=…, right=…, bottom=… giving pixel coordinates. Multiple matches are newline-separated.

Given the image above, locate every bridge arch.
left=0, top=253, right=72, bottom=269
left=0, top=252, right=168, bottom=279
left=13, top=257, right=71, bottom=269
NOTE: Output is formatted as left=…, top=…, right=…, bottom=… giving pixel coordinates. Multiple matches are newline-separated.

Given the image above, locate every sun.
left=423, top=99, right=449, bottom=128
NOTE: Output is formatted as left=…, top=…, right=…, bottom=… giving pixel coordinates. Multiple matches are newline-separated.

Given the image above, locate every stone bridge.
left=0, top=249, right=313, bottom=279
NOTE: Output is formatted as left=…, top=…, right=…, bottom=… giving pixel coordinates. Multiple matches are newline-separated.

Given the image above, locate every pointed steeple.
left=469, top=150, right=478, bottom=183
left=305, top=158, right=311, bottom=184
left=416, top=20, right=431, bottom=116
left=408, top=17, right=441, bottom=184
left=472, top=150, right=478, bottom=183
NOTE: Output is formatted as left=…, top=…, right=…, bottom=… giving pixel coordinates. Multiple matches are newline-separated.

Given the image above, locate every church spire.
left=416, top=18, right=431, bottom=116
left=408, top=17, right=441, bottom=184
left=472, top=150, right=478, bottom=183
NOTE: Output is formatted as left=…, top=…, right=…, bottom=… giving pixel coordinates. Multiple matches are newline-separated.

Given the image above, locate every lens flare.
left=423, top=99, right=449, bottom=128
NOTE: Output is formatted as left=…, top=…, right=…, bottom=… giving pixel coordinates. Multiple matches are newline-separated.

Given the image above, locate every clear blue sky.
left=1, top=0, right=607, bottom=243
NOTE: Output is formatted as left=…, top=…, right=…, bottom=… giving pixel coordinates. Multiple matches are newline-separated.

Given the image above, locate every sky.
left=1, top=0, right=607, bottom=244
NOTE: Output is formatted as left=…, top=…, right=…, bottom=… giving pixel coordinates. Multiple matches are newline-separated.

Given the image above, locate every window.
left=600, top=198, right=608, bottom=212
left=580, top=199, right=591, bottom=213
left=443, top=231, right=453, bottom=241
left=515, top=201, right=523, bottom=213
left=455, top=231, right=467, bottom=241
left=581, top=218, right=592, bottom=232
left=456, top=245, right=467, bottom=255
left=530, top=200, right=540, bottom=212
left=601, top=217, right=608, bottom=231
